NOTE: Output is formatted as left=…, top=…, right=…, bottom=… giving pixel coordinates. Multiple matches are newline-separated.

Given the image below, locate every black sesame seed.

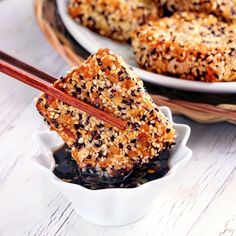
left=97, top=58, right=103, bottom=66
left=131, top=139, right=136, bottom=143
left=76, top=131, right=82, bottom=138
left=92, top=130, right=97, bottom=138
left=37, top=98, right=43, bottom=103
left=76, top=129, right=82, bottom=136
left=95, top=140, right=103, bottom=147
left=117, top=71, right=123, bottom=76
left=74, top=123, right=84, bottom=129
left=72, top=91, right=77, bottom=97
left=119, top=76, right=124, bottom=81
left=122, top=99, right=131, bottom=106
left=133, top=123, right=140, bottom=131
left=127, top=38, right=131, bottom=44
left=74, top=86, right=81, bottom=94
left=109, top=93, right=115, bottom=98
left=97, top=123, right=104, bottom=128
left=51, top=119, right=59, bottom=128
left=150, top=49, right=156, bottom=55
left=85, top=116, right=90, bottom=125
left=98, top=150, right=105, bottom=158
left=141, top=115, right=147, bottom=121
left=119, top=143, right=123, bottom=149
left=74, top=143, right=85, bottom=149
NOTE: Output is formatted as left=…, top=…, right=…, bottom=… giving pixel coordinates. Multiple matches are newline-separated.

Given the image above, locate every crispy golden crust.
left=68, top=0, right=161, bottom=42
left=165, top=0, right=236, bottom=23
left=131, top=12, right=236, bottom=82
left=36, top=48, right=175, bottom=178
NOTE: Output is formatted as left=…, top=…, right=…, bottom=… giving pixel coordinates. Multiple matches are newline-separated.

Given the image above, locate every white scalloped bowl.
left=32, top=107, right=192, bottom=226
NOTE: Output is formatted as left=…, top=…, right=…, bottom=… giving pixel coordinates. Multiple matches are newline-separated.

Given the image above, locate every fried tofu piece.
left=68, top=0, right=161, bottom=42
left=36, top=49, right=175, bottom=179
left=165, top=0, right=236, bottom=23
left=131, top=12, right=236, bottom=82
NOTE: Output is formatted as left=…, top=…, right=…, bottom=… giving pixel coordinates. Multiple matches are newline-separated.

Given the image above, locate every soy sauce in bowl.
left=53, top=144, right=170, bottom=190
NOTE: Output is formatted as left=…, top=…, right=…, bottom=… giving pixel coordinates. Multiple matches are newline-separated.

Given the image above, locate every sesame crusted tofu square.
left=165, top=0, right=236, bottom=23
left=68, top=0, right=161, bottom=42
left=36, top=48, right=175, bottom=179
left=131, top=12, right=236, bottom=82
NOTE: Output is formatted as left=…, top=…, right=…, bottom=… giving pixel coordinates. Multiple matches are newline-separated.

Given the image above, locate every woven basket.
left=34, top=0, right=236, bottom=124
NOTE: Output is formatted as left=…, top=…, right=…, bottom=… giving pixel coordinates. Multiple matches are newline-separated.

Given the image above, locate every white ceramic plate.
left=57, top=0, right=236, bottom=94
left=32, top=107, right=192, bottom=226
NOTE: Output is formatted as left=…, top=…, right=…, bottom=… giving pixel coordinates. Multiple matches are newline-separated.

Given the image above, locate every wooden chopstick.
left=0, top=51, right=126, bottom=130
left=0, top=50, right=56, bottom=83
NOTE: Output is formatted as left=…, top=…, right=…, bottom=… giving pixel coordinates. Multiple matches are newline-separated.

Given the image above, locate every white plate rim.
left=57, top=0, right=236, bottom=94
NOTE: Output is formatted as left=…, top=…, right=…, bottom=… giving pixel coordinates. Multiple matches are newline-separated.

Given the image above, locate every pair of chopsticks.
left=0, top=51, right=126, bottom=130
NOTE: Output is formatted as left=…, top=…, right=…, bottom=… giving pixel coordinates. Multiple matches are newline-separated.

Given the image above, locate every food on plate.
left=68, top=0, right=161, bottom=42
left=165, top=0, right=236, bottom=23
left=131, top=12, right=236, bottom=82
left=36, top=48, right=175, bottom=181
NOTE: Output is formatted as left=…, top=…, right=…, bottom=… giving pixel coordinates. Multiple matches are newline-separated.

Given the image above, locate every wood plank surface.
left=0, top=0, right=236, bottom=235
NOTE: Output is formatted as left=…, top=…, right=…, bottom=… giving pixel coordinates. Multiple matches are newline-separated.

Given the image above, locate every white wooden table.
left=1, top=1, right=236, bottom=235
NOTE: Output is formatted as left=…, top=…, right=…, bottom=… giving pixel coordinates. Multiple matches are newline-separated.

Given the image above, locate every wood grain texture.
left=189, top=169, right=236, bottom=236
left=0, top=0, right=236, bottom=236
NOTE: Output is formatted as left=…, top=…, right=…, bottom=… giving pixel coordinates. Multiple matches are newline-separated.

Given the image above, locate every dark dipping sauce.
left=53, top=144, right=170, bottom=190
